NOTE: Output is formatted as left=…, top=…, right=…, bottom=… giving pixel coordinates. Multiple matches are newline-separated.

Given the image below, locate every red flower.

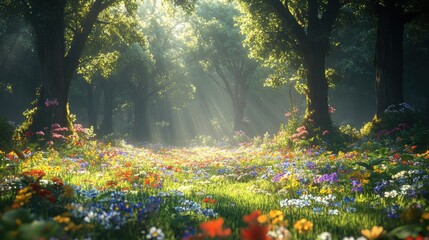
left=243, top=210, right=262, bottom=225
left=199, top=218, right=231, bottom=238
left=241, top=224, right=269, bottom=240
left=203, top=198, right=216, bottom=204
left=405, top=236, right=425, bottom=240
left=241, top=210, right=269, bottom=240
left=22, top=169, right=46, bottom=181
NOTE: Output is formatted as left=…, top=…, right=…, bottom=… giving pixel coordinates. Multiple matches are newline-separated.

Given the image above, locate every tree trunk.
left=134, top=78, right=150, bottom=142
left=24, top=0, right=110, bottom=135
left=86, top=83, right=98, bottom=130
left=303, top=44, right=332, bottom=132
left=101, top=79, right=114, bottom=135
left=374, top=2, right=404, bottom=117
left=28, top=0, right=73, bottom=133
left=232, top=82, right=247, bottom=132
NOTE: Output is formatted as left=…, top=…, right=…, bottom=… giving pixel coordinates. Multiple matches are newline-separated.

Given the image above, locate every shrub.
left=361, top=103, right=429, bottom=152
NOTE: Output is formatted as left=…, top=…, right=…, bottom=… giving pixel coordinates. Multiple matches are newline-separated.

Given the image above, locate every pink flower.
left=36, top=131, right=45, bottom=136
left=74, top=124, right=87, bottom=133
left=328, top=105, right=335, bottom=113
left=322, top=130, right=329, bottom=136
left=52, top=133, right=65, bottom=139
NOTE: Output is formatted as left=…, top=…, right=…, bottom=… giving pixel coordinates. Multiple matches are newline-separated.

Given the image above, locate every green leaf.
left=368, top=158, right=386, bottom=167
left=18, top=221, right=62, bottom=239
left=1, top=209, right=33, bottom=228
left=385, top=224, right=423, bottom=239
left=354, top=162, right=371, bottom=170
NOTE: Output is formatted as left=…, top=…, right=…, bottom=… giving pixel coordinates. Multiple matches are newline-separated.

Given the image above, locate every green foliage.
left=267, top=108, right=358, bottom=152
left=0, top=209, right=62, bottom=240
left=361, top=103, right=429, bottom=152
left=0, top=117, right=15, bottom=152
left=237, top=0, right=301, bottom=88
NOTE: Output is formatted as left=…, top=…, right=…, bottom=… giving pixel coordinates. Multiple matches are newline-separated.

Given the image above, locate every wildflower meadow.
left=1, top=115, right=429, bottom=240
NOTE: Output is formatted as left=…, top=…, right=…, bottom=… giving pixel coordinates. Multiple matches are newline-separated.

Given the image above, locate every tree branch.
left=215, top=64, right=234, bottom=98
left=64, top=0, right=114, bottom=82
left=206, top=72, right=227, bottom=91
left=267, top=0, right=308, bottom=50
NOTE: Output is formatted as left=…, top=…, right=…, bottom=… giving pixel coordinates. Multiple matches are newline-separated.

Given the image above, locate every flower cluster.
left=293, top=218, right=313, bottom=234
left=12, top=186, right=34, bottom=208
left=289, top=126, right=308, bottom=142
left=175, top=199, right=218, bottom=218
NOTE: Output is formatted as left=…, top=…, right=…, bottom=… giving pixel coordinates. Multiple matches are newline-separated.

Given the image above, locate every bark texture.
left=374, top=1, right=405, bottom=117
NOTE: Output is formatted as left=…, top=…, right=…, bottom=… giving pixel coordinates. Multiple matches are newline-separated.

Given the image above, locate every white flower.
left=318, top=232, right=332, bottom=240
left=384, top=190, right=398, bottom=198
left=400, top=184, right=412, bottom=194
left=392, top=171, right=407, bottom=180
left=268, top=226, right=291, bottom=240
left=328, top=209, right=339, bottom=215
left=343, top=237, right=366, bottom=240
left=84, top=211, right=96, bottom=223
left=145, top=227, right=165, bottom=240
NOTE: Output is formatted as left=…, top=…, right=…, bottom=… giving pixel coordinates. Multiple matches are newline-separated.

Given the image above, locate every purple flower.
left=272, top=173, right=285, bottom=183
left=314, top=172, right=338, bottom=184
left=351, top=180, right=363, bottom=192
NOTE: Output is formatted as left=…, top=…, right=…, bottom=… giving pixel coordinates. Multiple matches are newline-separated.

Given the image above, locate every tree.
left=0, top=16, right=40, bottom=123
left=77, top=4, right=143, bottom=136
left=187, top=0, right=261, bottom=132
left=0, top=0, right=134, bottom=134
left=0, top=0, right=195, bottom=136
left=373, top=0, right=429, bottom=117
left=238, top=0, right=347, bottom=133
left=126, top=0, right=193, bottom=141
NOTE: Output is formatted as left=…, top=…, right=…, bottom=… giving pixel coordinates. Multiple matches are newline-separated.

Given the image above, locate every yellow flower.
left=269, top=210, right=285, bottom=225
left=320, top=188, right=332, bottom=195
left=53, top=215, right=71, bottom=224
left=293, top=218, right=313, bottom=234
left=12, top=186, right=34, bottom=209
left=361, top=226, right=386, bottom=240
left=373, top=166, right=384, bottom=173
left=421, top=212, right=429, bottom=221
left=257, top=214, right=268, bottom=224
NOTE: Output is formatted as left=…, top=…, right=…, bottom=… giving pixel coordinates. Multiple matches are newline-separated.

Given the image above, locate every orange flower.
left=199, top=218, right=231, bottom=238
left=22, top=169, right=46, bottom=181
left=203, top=197, right=216, bottom=204
left=361, top=226, right=386, bottom=240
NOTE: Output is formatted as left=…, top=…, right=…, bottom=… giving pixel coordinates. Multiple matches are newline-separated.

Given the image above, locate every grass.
left=1, top=131, right=429, bottom=240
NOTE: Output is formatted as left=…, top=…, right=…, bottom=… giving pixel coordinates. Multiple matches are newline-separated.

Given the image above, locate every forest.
left=1, top=0, right=429, bottom=239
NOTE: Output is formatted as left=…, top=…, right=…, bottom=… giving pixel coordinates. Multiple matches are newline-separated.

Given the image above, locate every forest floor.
left=1, top=137, right=429, bottom=239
